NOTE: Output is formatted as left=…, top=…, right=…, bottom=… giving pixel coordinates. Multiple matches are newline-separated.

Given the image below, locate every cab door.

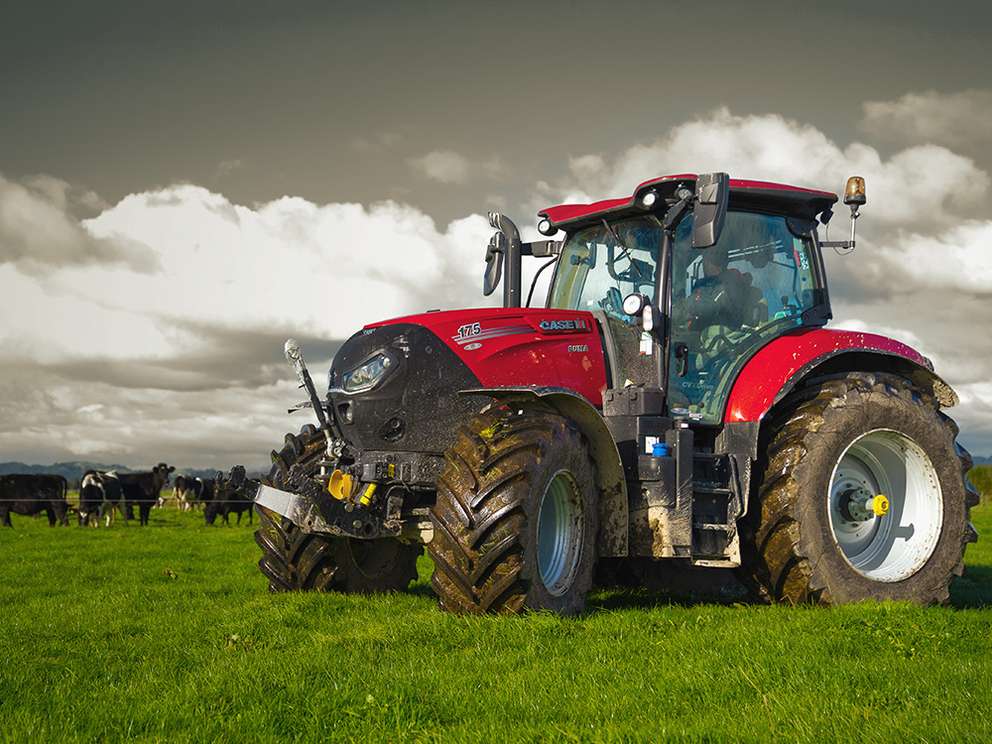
left=667, top=211, right=821, bottom=422
left=548, top=217, right=662, bottom=388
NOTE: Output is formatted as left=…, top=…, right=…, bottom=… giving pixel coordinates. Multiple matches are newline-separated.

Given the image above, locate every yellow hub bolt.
left=871, top=494, right=890, bottom=517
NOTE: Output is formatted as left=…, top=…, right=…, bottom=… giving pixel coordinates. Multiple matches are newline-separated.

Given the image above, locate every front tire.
left=740, top=372, right=979, bottom=605
left=428, top=406, right=599, bottom=615
left=254, top=425, right=420, bottom=594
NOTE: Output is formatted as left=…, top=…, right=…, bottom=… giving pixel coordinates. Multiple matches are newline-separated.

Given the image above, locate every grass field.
left=1, top=494, right=990, bottom=742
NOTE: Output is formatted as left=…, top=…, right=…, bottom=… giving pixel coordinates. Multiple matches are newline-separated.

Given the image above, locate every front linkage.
left=249, top=338, right=431, bottom=544
left=253, top=463, right=401, bottom=539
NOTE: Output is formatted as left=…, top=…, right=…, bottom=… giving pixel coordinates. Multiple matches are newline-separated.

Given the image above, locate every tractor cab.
left=541, top=176, right=836, bottom=425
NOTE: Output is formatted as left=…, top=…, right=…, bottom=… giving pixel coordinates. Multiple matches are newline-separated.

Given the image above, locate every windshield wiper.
left=601, top=219, right=649, bottom=283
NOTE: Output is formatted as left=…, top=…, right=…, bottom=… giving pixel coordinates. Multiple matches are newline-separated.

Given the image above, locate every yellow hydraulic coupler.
left=359, top=483, right=377, bottom=508
left=327, top=469, right=354, bottom=501
left=872, top=494, right=890, bottom=517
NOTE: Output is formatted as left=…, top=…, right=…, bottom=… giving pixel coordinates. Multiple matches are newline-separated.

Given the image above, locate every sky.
left=2, top=1, right=991, bottom=468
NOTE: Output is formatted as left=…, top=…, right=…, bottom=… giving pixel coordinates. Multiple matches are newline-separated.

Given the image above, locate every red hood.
left=366, top=307, right=609, bottom=405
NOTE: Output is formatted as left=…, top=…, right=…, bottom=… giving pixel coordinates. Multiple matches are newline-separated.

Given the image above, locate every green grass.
left=971, top=465, right=992, bottom=505
left=1, top=500, right=991, bottom=742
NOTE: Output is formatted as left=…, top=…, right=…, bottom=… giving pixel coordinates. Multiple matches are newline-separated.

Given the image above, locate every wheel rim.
left=536, top=470, right=584, bottom=596
left=827, top=429, right=943, bottom=582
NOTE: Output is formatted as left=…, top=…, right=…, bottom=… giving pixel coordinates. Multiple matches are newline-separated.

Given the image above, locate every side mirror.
left=483, top=212, right=523, bottom=306
left=692, top=172, right=729, bottom=249
left=483, top=230, right=505, bottom=296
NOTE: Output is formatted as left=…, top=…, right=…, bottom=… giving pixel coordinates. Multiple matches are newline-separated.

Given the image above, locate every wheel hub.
left=839, top=487, right=890, bottom=522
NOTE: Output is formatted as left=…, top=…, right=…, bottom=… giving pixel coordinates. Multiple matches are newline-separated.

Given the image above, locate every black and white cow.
left=78, top=470, right=128, bottom=527
left=78, top=471, right=104, bottom=526
left=116, top=463, right=174, bottom=526
left=205, top=466, right=254, bottom=526
left=173, top=474, right=200, bottom=511
left=173, top=475, right=216, bottom=511
left=0, top=474, right=70, bottom=527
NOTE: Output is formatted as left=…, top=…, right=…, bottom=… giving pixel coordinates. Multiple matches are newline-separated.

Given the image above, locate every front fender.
left=725, top=328, right=958, bottom=423
left=462, top=386, right=628, bottom=557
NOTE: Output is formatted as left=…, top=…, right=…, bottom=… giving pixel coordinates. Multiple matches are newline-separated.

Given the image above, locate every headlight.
left=342, top=352, right=393, bottom=393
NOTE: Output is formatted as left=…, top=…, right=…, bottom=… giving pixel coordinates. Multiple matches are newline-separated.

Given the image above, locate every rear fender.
left=725, top=329, right=958, bottom=424
left=462, top=387, right=628, bottom=557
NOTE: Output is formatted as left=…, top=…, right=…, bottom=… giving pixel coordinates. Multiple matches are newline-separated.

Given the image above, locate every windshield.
left=548, top=216, right=662, bottom=321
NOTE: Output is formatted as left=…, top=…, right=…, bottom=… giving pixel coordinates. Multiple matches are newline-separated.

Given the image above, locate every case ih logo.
left=539, top=318, right=589, bottom=333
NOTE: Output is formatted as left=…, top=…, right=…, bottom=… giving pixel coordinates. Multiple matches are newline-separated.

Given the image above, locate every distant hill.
left=0, top=461, right=134, bottom=481
left=0, top=461, right=268, bottom=486
left=973, top=455, right=992, bottom=466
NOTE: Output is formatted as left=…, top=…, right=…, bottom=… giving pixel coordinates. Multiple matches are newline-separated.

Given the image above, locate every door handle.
left=674, top=343, right=689, bottom=377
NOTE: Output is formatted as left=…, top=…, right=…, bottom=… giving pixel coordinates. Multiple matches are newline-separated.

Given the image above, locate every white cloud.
left=408, top=149, right=471, bottom=184
left=77, top=185, right=494, bottom=341
left=874, top=220, right=992, bottom=294
left=0, top=183, right=498, bottom=467
left=408, top=150, right=508, bottom=185
left=550, top=107, right=988, bottom=229
left=861, top=89, right=992, bottom=148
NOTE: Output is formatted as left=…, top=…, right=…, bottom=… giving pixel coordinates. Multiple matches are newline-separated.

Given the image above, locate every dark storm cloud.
left=862, top=89, right=992, bottom=149
left=3, top=1, right=992, bottom=225
left=0, top=173, right=159, bottom=273
left=4, top=321, right=341, bottom=393
left=0, top=369, right=291, bottom=469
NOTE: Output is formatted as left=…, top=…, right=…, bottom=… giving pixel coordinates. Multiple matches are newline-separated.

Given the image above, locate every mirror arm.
left=819, top=204, right=861, bottom=250
left=663, top=195, right=693, bottom=231
left=525, top=256, right=559, bottom=307
left=521, top=240, right=562, bottom=257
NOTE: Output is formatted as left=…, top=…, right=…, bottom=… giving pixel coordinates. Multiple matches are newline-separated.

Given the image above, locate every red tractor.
left=252, top=172, right=978, bottom=614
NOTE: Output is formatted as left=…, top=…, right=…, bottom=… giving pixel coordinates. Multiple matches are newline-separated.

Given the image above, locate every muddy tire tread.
left=428, top=406, right=596, bottom=615
left=740, top=371, right=976, bottom=605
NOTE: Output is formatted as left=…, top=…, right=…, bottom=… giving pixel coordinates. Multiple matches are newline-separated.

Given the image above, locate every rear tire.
left=428, top=406, right=598, bottom=615
left=254, top=425, right=420, bottom=593
left=740, top=372, right=979, bottom=605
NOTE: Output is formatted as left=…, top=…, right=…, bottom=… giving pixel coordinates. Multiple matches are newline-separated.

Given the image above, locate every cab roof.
left=539, top=174, right=838, bottom=230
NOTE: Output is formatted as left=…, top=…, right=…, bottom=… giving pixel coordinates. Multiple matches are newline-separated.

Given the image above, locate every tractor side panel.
left=723, top=328, right=929, bottom=423
left=367, top=308, right=609, bottom=406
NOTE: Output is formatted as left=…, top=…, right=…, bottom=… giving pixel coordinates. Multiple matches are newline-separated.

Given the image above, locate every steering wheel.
left=600, top=287, right=633, bottom=321
left=696, top=324, right=766, bottom=379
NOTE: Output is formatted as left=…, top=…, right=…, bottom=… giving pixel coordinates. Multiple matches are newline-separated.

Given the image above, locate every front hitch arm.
left=284, top=339, right=331, bottom=431
left=250, top=464, right=400, bottom=540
